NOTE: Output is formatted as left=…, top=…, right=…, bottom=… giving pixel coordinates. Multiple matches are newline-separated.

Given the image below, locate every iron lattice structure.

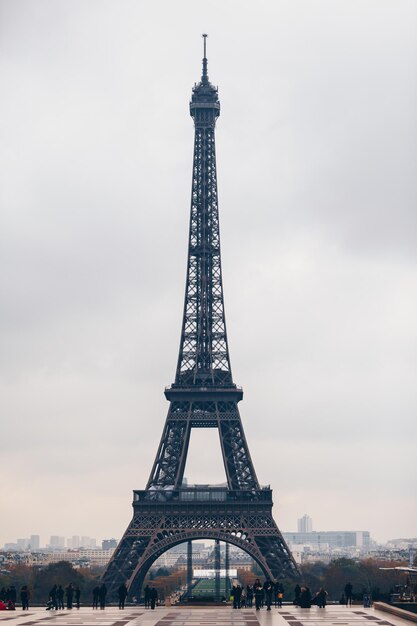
left=103, top=39, right=299, bottom=599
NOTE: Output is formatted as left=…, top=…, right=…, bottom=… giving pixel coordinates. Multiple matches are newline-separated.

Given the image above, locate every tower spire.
left=202, top=33, right=208, bottom=83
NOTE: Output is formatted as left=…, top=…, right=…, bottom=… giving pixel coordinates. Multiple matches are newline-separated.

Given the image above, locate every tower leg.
left=214, top=539, right=221, bottom=601
left=187, top=541, right=192, bottom=599
left=225, top=541, right=230, bottom=599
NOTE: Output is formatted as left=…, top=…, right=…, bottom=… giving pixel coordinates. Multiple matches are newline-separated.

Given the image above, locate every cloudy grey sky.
left=1, top=0, right=416, bottom=548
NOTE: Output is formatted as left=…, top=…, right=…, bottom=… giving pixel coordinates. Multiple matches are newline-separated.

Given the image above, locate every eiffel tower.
left=103, top=35, right=299, bottom=599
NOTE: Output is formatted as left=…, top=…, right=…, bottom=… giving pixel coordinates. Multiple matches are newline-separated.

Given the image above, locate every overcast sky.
left=1, top=0, right=416, bottom=549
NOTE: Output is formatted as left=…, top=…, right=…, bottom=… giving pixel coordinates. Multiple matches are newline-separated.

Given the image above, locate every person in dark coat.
left=118, top=583, right=128, bottom=610
left=293, top=583, right=301, bottom=606
left=263, top=580, right=273, bottom=611
left=275, top=581, right=284, bottom=608
left=92, top=586, right=100, bottom=609
left=299, top=587, right=312, bottom=608
left=246, top=585, right=253, bottom=608
left=254, top=579, right=264, bottom=610
left=49, top=585, right=58, bottom=610
left=233, top=584, right=242, bottom=609
left=99, top=584, right=107, bottom=610
left=66, top=584, right=74, bottom=610
left=344, top=582, right=353, bottom=606
left=150, top=587, right=158, bottom=610
left=57, top=586, right=64, bottom=610
left=75, top=587, right=81, bottom=609
left=316, top=587, right=327, bottom=608
left=20, top=586, right=30, bottom=610
left=144, top=585, right=151, bottom=609
left=9, top=587, right=17, bottom=604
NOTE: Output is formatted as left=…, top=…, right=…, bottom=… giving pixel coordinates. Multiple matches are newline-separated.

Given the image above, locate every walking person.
left=150, top=587, right=158, bottom=610
left=57, top=586, right=64, bottom=610
left=263, top=579, right=273, bottom=611
left=20, top=586, right=30, bottom=610
left=246, top=585, right=253, bottom=608
left=9, top=587, right=17, bottom=606
left=66, top=584, right=74, bottom=610
left=316, top=587, right=327, bottom=608
left=99, top=584, right=107, bottom=610
left=92, top=585, right=100, bottom=609
left=144, top=585, right=151, bottom=609
left=118, top=583, right=128, bottom=610
left=234, top=584, right=242, bottom=609
left=254, top=579, right=264, bottom=610
left=275, top=581, right=284, bottom=608
left=294, top=583, right=301, bottom=606
left=49, top=585, right=58, bottom=610
left=299, top=586, right=312, bottom=608
left=344, top=582, right=353, bottom=607
left=75, top=587, right=81, bottom=609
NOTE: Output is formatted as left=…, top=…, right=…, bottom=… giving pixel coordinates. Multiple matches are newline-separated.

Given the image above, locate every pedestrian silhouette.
left=57, top=585, right=64, bottom=610
left=92, top=585, right=100, bottom=609
left=294, top=583, right=301, bottom=606
left=99, top=584, right=107, bottom=610
left=75, top=586, right=81, bottom=609
left=118, top=583, right=128, bottom=610
left=150, top=587, right=158, bottom=610
left=344, top=582, right=353, bottom=606
left=144, top=585, right=151, bottom=609
left=66, top=583, right=74, bottom=610
left=20, top=586, right=30, bottom=610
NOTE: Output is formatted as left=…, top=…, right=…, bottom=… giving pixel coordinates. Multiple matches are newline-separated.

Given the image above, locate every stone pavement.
left=0, top=605, right=413, bottom=626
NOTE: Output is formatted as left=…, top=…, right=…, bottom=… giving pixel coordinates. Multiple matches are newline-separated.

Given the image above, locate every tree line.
left=0, top=557, right=406, bottom=604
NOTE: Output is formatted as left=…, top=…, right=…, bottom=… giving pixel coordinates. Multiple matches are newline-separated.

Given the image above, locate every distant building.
left=17, top=538, right=29, bottom=550
left=152, top=543, right=207, bottom=569
left=29, top=535, right=40, bottom=550
left=45, top=548, right=115, bottom=567
left=298, top=515, right=313, bottom=533
left=80, top=536, right=96, bottom=549
left=49, top=536, right=65, bottom=549
left=283, top=530, right=370, bottom=549
left=102, top=539, right=118, bottom=551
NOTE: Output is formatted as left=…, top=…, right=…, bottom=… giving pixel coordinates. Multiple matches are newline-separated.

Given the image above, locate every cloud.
left=0, top=0, right=416, bottom=547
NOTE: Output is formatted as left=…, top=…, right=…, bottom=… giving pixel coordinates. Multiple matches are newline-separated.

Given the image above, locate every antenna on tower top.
left=202, top=33, right=208, bottom=83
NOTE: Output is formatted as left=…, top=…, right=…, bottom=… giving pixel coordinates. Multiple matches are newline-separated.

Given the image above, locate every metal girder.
left=147, top=401, right=258, bottom=490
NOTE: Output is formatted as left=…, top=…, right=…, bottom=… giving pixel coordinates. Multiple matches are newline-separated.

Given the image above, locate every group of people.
left=47, top=583, right=109, bottom=610
left=47, top=583, right=82, bottom=610
left=230, top=580, right=357, bottom=610
left=143, top=585, right=159, bottom=609
left=293, top=584, right=328, bottom=608
left=293, top=582, right=357, bottom=608
left=0, top=585, right=30, bottom=611
left=92, top=584, right=107, bottom=609
left=0, top=578, right=359, bottom=612
left=230, top=580, right=285, bottom=610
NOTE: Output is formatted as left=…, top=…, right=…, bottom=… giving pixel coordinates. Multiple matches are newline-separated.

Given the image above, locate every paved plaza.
left=0, top=605, right=413, bottom=626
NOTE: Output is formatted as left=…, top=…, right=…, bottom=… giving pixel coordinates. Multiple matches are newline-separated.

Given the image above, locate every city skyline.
left=1, top=1, right=416, bottom=548
left=5, top=517, right=415, bottom=552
